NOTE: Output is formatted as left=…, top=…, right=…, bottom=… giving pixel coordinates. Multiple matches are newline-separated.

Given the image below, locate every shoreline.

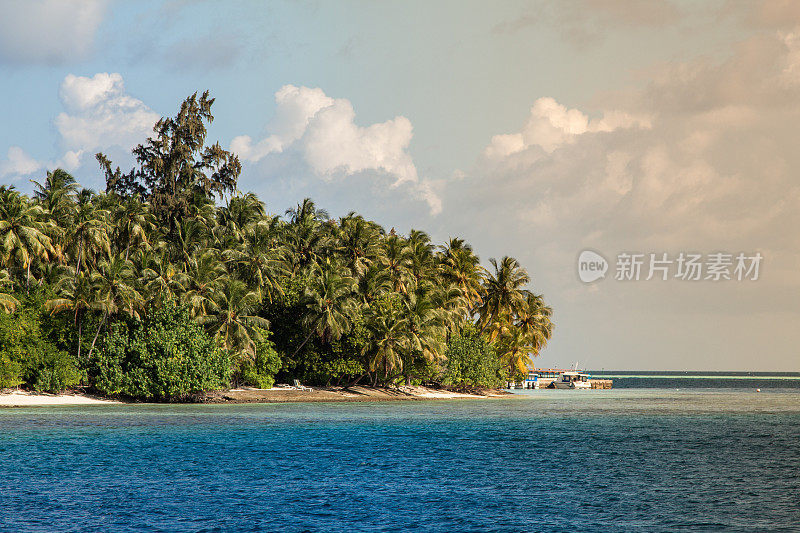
left=0, top=386, right=510, bottom=407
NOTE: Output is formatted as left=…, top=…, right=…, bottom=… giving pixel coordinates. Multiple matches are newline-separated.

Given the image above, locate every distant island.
left=0, top=92, right=553, bottom=402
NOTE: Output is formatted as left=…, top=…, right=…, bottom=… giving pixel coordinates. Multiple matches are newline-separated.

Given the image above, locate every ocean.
left=1, top=377, right=798, bottom=532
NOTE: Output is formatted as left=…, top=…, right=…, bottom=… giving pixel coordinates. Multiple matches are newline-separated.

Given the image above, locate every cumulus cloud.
left=0, top=147, right=42, bottom=179
left=231, top=85, right=440, bottom=214
left=0, top=72, right=157, bottom=182
left=484, top=97, right=651, bottom=158
left=0, top=0, right=106, bottom=64
left=55, top=73, right=160, bottom=152
left=436, top=22, right=800, bottom=369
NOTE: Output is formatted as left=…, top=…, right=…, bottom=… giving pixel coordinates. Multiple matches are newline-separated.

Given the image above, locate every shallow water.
left=1, top=388, right=799, bottom=532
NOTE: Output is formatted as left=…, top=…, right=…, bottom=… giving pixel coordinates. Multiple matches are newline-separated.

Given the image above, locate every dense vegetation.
left=0, top=92, right=553, bottom=400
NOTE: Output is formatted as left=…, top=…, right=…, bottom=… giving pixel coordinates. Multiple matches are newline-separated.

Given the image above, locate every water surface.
left=1, top=387, right=798, bottom=532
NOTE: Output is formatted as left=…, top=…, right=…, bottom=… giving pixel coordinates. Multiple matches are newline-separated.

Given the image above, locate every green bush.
left=94, top=300, right=231, bottom=401
left=0, top=294, right=79, bottom=392
left=239, top=328, right=282, bottom=389
left=442, top=326, right=507, bottom=389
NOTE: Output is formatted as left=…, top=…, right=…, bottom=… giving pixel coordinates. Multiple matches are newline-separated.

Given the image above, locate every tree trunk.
left=290, top=330, right=315, bottom=359
left=77, top=315, right=82, bottom=361
left=74, top=239, right=83, bottom=281
left=87, top=311, right=107, bottom=361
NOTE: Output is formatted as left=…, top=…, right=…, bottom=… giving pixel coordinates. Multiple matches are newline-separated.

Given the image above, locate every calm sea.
left=1, top=377, right=799, bottom=532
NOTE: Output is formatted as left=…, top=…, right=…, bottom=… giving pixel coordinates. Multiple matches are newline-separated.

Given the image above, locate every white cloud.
left=232, top=85, right=440, bottom=214
left=0, top=73, right=157, bottom=182
left=0, top=0, right=106, bottom=64
left=484, top=97, right=651, bottom=158
left=55, top=73, right=160, bottom=153
left=0, top=147, right=42, bottom=179
left=436, top=24, right=800, bottom=370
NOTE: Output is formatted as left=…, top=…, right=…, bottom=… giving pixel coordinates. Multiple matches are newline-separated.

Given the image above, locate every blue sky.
left=1, top=0, right=799, bottom=370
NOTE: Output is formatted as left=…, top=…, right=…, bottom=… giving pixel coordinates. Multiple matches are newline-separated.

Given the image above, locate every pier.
left=508, top=368, right=613, bottom=389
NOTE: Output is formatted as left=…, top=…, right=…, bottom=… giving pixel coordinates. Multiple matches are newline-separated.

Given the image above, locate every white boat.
left=553, top=371, right=592, bottom=389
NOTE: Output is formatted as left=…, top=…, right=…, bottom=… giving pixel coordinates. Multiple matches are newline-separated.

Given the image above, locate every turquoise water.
left=1, top=387, right=799, bottom=532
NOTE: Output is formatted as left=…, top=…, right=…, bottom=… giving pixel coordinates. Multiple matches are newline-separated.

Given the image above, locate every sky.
left=1, top=0, right=798, bottom=371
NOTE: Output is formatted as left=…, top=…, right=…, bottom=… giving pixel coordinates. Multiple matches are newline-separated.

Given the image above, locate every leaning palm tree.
left=476, top=256, right=530, bottom=339
left=0, top=186, right=55, bottom=290
left=198, top=278, right=269, bottom=358
left=517, top=292, right=554, bottom=356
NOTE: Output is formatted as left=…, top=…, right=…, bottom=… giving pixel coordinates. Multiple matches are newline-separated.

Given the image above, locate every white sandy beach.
left=0, top=390, right=120, bottom=407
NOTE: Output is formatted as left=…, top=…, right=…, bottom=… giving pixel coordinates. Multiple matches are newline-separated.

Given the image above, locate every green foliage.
left=0, top=92, right=554, bottom=396
left=0, top=293, right=79, bottom=392
left=94, top=300, right=231, bottom=400
left=441, top=326, right=507, bottom=389
left=239, top=328, right=282, bottom=389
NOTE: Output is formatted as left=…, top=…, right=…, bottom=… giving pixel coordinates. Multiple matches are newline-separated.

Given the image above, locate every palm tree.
left=291, top=264, right=357, bottom=358
left=198, top=278, right=270, bottom=358
left=224, top=219, right=287, bottom=303
left=439, top=238, right=484, bottom=312
left=337, top=214, right=383, bottom=278
left=0, top=269, right=19, bottom=313
left=477, top=256, right=530, bottom=339
left=46, top=269, right=95, bottom=360
left=139, top=248, right=185, bottom=302
left=381, top=234, right=411, bottom=295
left=363, top=313, right=407, bottom=382
left=0, top=186, right=55, bottom=290
left=66, top=189, right=110, bottom=280
left=517, top=292, right=554, bottom=356
left=400, top=288, right=447, bottom=378
left=87, top=255, right=142, bottom=359
left=111, top=194, right=154, bottom=260
left=182, top=249, right=228, bottom=318
left=32, top=169, right=78, bottom=261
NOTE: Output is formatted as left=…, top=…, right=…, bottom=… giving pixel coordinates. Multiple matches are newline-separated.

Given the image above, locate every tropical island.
left=0, top=92, right=553, bottom=402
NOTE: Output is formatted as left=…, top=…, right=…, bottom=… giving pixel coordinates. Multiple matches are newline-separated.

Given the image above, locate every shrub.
left=442, top=326, right=507, bottom=389
left=239, top=329, right=282, bottom=389
left=94, top=300, right=231, bottom=401
left=0, top=294, right=79, bottom=393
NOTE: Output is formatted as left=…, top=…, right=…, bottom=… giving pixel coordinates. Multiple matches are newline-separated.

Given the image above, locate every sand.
left=0, top=385, right=508, bottom=406
left=0, top=390, right=120, bottom=407
left=198, top=384, right=509, bottom=403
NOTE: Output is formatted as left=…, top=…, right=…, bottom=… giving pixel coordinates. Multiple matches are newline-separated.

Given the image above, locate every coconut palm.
left=291, top=264, right=358, bottom=358
left=439, top=238, right=484, bottom=312
left=0, top=269, right=19, bottom=313
left=111, top=194, right=154, bottom=260
left=198, top=278, right=269, bottom=358
left=87, top=254, right=142, bottom=359
left=46, top=269, right=96, bottom=360
left=477, top=256, right=530, bottom=339
left=66, top=189, right=110, bottom=280
left=0, top=186, right=55, bottom=290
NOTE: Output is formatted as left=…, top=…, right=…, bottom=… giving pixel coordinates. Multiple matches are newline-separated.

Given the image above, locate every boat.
left=553, top=370, right=592, bottom=389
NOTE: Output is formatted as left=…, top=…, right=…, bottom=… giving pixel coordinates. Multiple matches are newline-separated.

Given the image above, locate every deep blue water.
left=1, top=387, right=799, bottom=532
